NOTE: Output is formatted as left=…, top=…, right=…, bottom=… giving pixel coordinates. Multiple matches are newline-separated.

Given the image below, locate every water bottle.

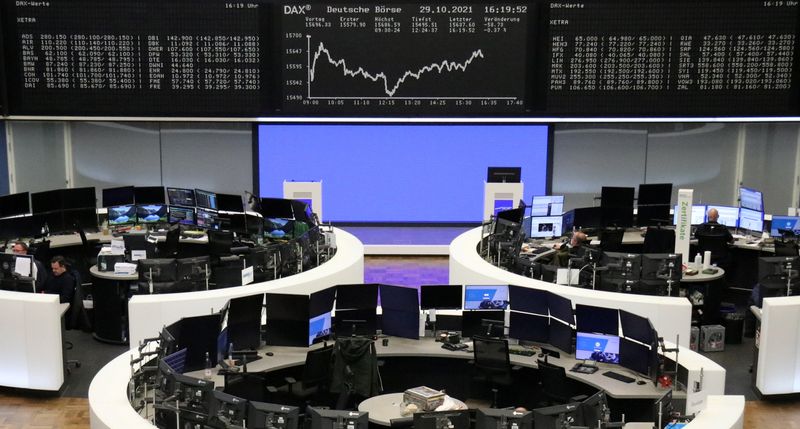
left=204, top=352, right=213, bottom=380
left=694, top=253, right=702, bottom=268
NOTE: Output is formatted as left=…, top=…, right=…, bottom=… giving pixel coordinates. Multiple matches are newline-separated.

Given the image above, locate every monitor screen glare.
left=137, top=204, right=168, bottom=224
left=575, top=332, right=620, bottom=364
left=739, top=187, right=764, bottom=212
left=464, top=285, right=509, bottom=310
left=108, top=205, right=136, bottom=226
left=529, top=216, right=563, bottom=238
left=738, top=208, right=763, bottom=232
left=308, top=312, right=332, bottom=346
left=706, top=205, right=739, bottom=228
left=531, top=195, right=565, bottom=217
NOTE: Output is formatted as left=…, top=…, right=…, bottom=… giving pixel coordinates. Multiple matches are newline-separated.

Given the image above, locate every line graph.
left=306, top=36, right=508, bottom=100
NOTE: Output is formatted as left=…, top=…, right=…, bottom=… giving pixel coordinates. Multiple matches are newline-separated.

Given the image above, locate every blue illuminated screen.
left=706, top=205, right=739, bottom=228
left=771, top=216, right=800, bottom=237
left=464, top=285, right=509, bottom=310
left=672, top=204, right=706, bottom=225
left=575, top=332, right=620, bottom=364
left=258, top=125, right=549, bottom=222
left=308, top=312, right=332, bottom=346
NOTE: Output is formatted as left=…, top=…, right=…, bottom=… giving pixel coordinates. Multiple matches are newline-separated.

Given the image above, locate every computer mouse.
left=265, top=352, right=274, bottom=357
left=636, top=380, right=646, bottom=385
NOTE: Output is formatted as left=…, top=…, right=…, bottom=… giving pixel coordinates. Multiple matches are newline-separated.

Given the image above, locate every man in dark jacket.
left=43, top=256, right=75, bottom=304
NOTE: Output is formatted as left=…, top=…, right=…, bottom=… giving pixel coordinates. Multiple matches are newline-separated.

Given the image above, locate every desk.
left=90, top=266, right=137, bottom=344
left=358, top=392, right=467, bottom=426
left=680, top=266, right=725, bottom=283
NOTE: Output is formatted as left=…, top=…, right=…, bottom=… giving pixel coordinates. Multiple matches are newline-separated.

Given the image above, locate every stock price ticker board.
left=279, top=3, right=532, bottom=115
left=2, top=0, right=268, bottom=116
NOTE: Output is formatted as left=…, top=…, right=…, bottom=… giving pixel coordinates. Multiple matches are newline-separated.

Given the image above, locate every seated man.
left=43, top=256, right=75, bottom=304
left=553, top=231, right=589, bottom=267
left=694, top=208, right=734, bottom=243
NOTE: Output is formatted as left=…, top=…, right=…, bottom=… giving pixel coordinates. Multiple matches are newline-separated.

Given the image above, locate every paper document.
left=14, top=256, right=31, bottom=277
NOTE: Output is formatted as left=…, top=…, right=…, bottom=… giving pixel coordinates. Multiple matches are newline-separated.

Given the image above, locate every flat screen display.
left=673, top=204, right=706, bottom=226
left=738, top=208, right=763, bottom=232
left=108, top=205, right=136, bottom=226
left=102, top=186, right=135, bottom=207
left=195, top=189, right=218, bottom=210
left=706, top=205, right=739, bottom=228
left=771, top=216, right=800, bottom=237
left=258, top=124, right=549, bottom=222
left=530, top=195, right=564, bottom=217
left=196, top=208, right=219, bottom=229
left=135, top=186, right=165, bottom=205
left=308, top=312, right=332, bottom=346
left=575, top=332, right=620, bottom=364
left=167, top=188, right=196, bottom=206
left=137, top=204, right=168, bottom=224
left=528, top=216, right=563, bottom=238
left=420, top=285, right=462, bottom=310
left=62, top=187, right=97, bottom=209
left=739, top=187, right=764, bottom=212
left=31, top=189, right=62, bottom=214
left=168, top=206, right=195, bottom=225
left=464, top=285, right=509, bottom=310
left=0, top=192, right=30, bottom=218
left=264, top=218, right=294, bottom=239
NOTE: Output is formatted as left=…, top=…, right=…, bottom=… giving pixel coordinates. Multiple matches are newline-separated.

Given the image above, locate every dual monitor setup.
left=0, top=253, right=37, bottom=292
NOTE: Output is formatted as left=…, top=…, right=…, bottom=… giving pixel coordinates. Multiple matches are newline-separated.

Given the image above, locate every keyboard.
left=602, top=371, right=635, bottom=383
left=508, top=347, right=535, bottom=357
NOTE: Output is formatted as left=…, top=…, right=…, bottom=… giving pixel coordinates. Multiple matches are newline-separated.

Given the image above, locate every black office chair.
left=774, top=240, right=799, bottom=257
left=277, top=345, right=334, bottom=407
left=159, top=225, right=181, bottom=258
left=642, top=227, right=675, bottom=254
left=389, top=417, right=415, bottom=429
left=472, top=335, right=516, bottom=408
left=598, top=228, right=625, bottom=252
left=64, top=265, right=91, bottom=374
left=76, top=226, right=101, bottom=280
left=696, top=233, right=731, bottom=268
left=536, top=359, right=585, bottom=406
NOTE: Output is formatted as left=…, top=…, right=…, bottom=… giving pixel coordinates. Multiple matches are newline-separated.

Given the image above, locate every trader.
left=43, top=256, right=75, bottom=304
left=553, top=231, right=589, bottom=267
left=695, top=208, right=734, bottom=244
left=11, top=241, right=47, bottom=292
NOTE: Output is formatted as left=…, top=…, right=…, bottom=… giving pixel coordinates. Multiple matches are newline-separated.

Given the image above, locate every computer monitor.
left=61, top=187, right=97, bottom=210
left=462, top=309, right=504, bottom=339
left=420, top=285, right=463, bottom=310
left=217, top=193, right=244, bottom=212
left=290, top=200, right=314, bottom=225
left=227, top=293, right=264, bottom=351
left=739, top=186, right=764, bottom=212
left=528, top=216, right=563, bottom=238
left=509, top=311, right=549, bottom=343
left=247, top=402, right=299, bottom=429
left=173, top=373, right=215, bottom=412
left=548, top=318, right=573, bottom=354
left=308, top=312, right=332, bottom=346
left=308, top=407, right=369, bottom=429
left=195, top=189, right=218, bottom=210
left=477, top=408, right=532, bottom=429
left=640, top=254, right=682, bottom=282
left=134, top=186, right=165, bottom=205
left=168, top=205, right=196, bottom=226
left=619, top=337, right=657, bottom=383
left=600, top=187, right=635, bottom=227
left=264, top=218, right=294, bottom=239
left=208, top=390, right=247, bottom=427
left=138, top=258, right=177, bottom=283
left=638, top=183, right=672, bottom=206
left=636, top=205, right=672, bottom=227
left=464, top=285, right=509, bottom=310
left=569, top=207, right=603, bottom=230
left=0, top=253, right=35, bottom=280
left=487, top=167, right=522, bottom=183
left=414, top=410, right=470, bottom=429
left=574, top=304, right=618, bottom=336
left=496, top=207, right=526, bottom=225
left=260, top=198, right=295, bottom=219
left=578, top=390, right=611, bottom=428
left=602, top=252, right=642, bottom=281
left=771, top=215, right=800, bottom=237
left=136, top=204, right=168, bottom=224
left=739, top=208, right=763, bottom=232
left=575, top=332, right=620, bottom=364
left=196, top=207, right=220, bottom=230
left=508, top=285, right=548, bottom=315
left=532, top=402, right=582, bottom=429
left=379, top=284, right=420, bottom=340
left=673, top=204, right=706, bottom=225
left=107, top=205, right=136, bottom=226
left=0, top=192, right=30, bottom=218
left=531, top=195, right=565, bottom=216
left=265, top=293, right=309, bottom=347
left=706, top=205, right=738, bottom=227
left=546, top=292, right=574, bottom=325
left=31, top=189, right=62, bottom=214
left=63, top=207, right=99, bottom=231
left=758, top=256, right=800, bottom=293
left=167, top=187, right=196, bottom=206
left=336, top=283, right=379, bottom=310
left=619, top=310, right=655, bottom=345
left=102, top=186, right=135, bottom=207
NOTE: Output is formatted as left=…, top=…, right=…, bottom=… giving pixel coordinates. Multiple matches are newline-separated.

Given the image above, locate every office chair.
left=64, top=265, right=91, bottom=373
left=696, top=233, right=731, bottom=268
left=29, top=239, right=51, bottom=267
left=536, top=359, right=585, bottom=406
left=598, top=228, right=625, bottom=252
left=774, top=240, right=799, bottom=257
left=277, top=345, right=334, bottom=407
left=76, top=226, right=101, bottom=280
left=330, top=336, right=381, bottom=410
left=642, top=227, right=675, bottom=254
left=472, top=335, right=516, bottom=408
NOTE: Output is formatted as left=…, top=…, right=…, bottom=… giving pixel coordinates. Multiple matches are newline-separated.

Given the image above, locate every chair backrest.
left=599, top=229, right=625, bottom=252
left=162, top=226, right=181, bottom=257
left=208, top=230, right=234, bottom=257
left=66, top=266, right=91, bottom=331
left=774, top=240, right=800, bottom=257
left=302, top=345, right=334, bottom=387
left=472, top=335, right=511, bottom=374
left=642, top=227, right=675, bottom=253
left=696, top=233, right=730, bottom=261
left=537, top=359, right=572, bottom=404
